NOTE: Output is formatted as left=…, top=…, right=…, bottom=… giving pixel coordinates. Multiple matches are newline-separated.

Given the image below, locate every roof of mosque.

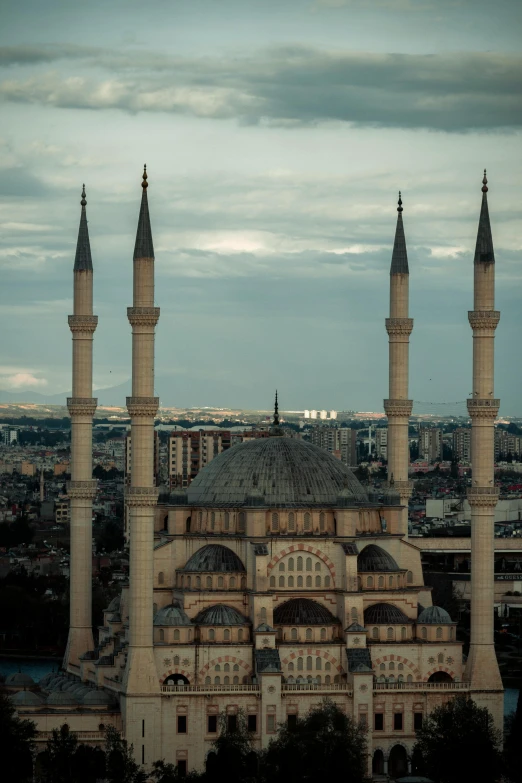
left=364, top=603, right=411, bottom=624
left=274, top=598, right=339, bottom=626
left=186, top=437, right=368, bottom=507
left=11, top=690, right=45, bottom=706
left=417, top=605, right=453, bottom=624
left=194, top=604, right=249, bottom=626
left=357, top=544, right=400, bottom=572
left=183, top=544, right=246, bottom=573
left=154, top=602, right=193, bottom=626
left=82, top=690, right=115, bottom=705
left=6, top=672, right=36, bottom=687
left=47, top=690, right=80, bottom=705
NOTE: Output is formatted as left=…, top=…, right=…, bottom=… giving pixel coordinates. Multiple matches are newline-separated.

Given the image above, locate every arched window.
left=304, top=512, right=311, bottom=531
left=174, top=629, right=180, bottom=641
left=401, top=627, right=406, bottom=640
left=159, top=629, right=164, bottom=641
left=320, top=627, right=326, bottom=640
left=224, top=663, right=230, bottom=672
left=389, top=576, right=393, bottom=587
left=233, top=676, right=239, bottom=685
left=238, top=629, right=243, bottom=641
left=224, top=629, right=230, bottom=641
left=210, top=512, right=215, bottom=529
left=279, top=576, right=285, bottom=587
left=378, top=576, right=384, bottom=588
left=186, top=576, right=191, bottom=589
left=306, top=656, right=313, bottom=670
left=407, top=570, right=413, bottom=584
left=380, top=663, right=385, bottom=671
left=319, top=512, right=325, bottom=531
left=215, top=664, right=221, bottom=672
left=198, top=511, right=203, bottom=525
left=351, top=607, right=358, bottom=622
left=196, top=576, right=201, bottom=589
left=372, top=627, right=379, bottom=639
left=306, top=628, right=312, bottom=640
left=214, top=676, right=220, bottom=685
left=387, top=627, right=393, bottom=640
left=238, top=512, right=246, bottom=532
left=260, top=607, right=267, bottom=621
left=325, top=675, right=331, bottom=685
left=288, top=558, right=294, bottom=571
left=209, top=629, right=215, bottom=641
left=325, top=661, right=331, bottom=671
left=288, top=512, right=295, bottom=531
left=153, top=603, right=158, bottom=616
left=315, top=562, right=321, bottom=571
left=450, top=626, right=454, bottom=640
left=224, top=512, right=230, bottom=530
left=206, top=576, right=212, bottom=589
left=288, top=662, right=294, bottom=671
left=158, top=571, right=164, bottom=585
left=316, top=675, right=321, bottom=684
left=297, top=557, right=303, bottom=571
left=272, top=513, right=279, bottom=531
left=315, top=576, right=321, bottom=587
left=398, top=663, right=404, bottom=671
left=389, top=662, right=395, bottom=670
left=407, top=674, right=413, bottom=683
left=436, top=627, right=443, bottom=639
left=306, top=557, right=312, bottom=571
left=297, top=576, right=303, bottom=587
left=229, top=577, right=236, bottom=589
left=270, top=576, right=276, bottom=587
left=291, top=628, right=298, bottom=640
left=205, top=676, right=211, bottom=685
left=218, top=576, right=224, bottom=588
left=279, top=562, right=285, bottom=571
left=438, top=652, right=444, bottom=663
left=288, top=576, right=294, bottom=587
left=421, top=627, right=427, bottom=640
left=316, top=657, right=322, bottom=670
left=367, top=576, right=374, bottom=588
left=297, top=657, right=303, bottom=671
left=306, top=576, right=312, bottom=587
left=241, top=577, right=247, bottom=589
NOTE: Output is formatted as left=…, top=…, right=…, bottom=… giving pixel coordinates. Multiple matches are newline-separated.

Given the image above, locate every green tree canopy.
left=0, top=691, right=36, bottom=782
left=413, top=695, right=502, bottom=783
left=105, top=725, right=147, bottom=783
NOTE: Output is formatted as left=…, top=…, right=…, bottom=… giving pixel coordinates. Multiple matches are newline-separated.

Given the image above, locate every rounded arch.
left=426, top=668, right=454, bottom=682
left=199, top=655, right=253, bottom=679
left=267, top=545, right=336, bottom=586
left=159, top=668, right=192, bottom=685
left=163, top=673, right=190, bottom=686
left=373, top=654, right=422, bottom=681
left=280, top=648, right=344, bottom=675
left=388, top=743, right=409, bottom=778
left=372, top=749, right=385, bottom=775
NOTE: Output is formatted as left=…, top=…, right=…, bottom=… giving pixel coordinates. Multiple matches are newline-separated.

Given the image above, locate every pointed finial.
left=397, top=191, right=403, bottom=213
left=273, top=390, right=279, bottom=427
left=142, top=164, right=148, bottom=190
left=482, top=168, right=488, bottom=193
left=81, top=184, right=86, bottom=207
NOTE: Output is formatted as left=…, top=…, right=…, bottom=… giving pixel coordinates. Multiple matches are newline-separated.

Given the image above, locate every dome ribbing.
left=358, top=545, right=400, bottom=573
left=183, top=545, right=245, bottom=573
left=364, top=603, right=411, bottom=624
left=194, top=604, right=249, bottom=626
left=274, top=598, right=339, bottom=626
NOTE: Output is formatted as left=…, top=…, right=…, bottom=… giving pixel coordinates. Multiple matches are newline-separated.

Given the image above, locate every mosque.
left=8, top=169, right=503, bottom=779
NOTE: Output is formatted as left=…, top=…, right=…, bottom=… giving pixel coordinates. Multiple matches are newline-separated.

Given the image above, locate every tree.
left=0, top=691, right=36, bottom=782
left=39, top=724, right=78, bottom=783
left=206, top=710, right=258, bottom=783
left=150, top=760, right=204, bottom=782
left=261, top=700, right=367, bottom=783
left=413, top=695, right=502, bottom=783
left=504, top=690, right=522, bottom=783
left=105, top=725, right=147, bottom=783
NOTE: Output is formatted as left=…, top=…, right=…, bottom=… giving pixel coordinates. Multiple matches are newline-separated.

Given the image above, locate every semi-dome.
left=418, top=605, right=453, bottom=624
left=274, top=598, right=339, bottom=626
left=82, top=690, right=115, bottom=706
left=47, top=691, right=80, bottom=705
left=154, top=602, right=193, bottom=626
left=11, top=690, right=45, bottom=706
left=357, top=545, right=400, bottom=572
left=6, top=672, right=36, bottom=688
left=364, top=603, right=411, bottom=624
left=194, top=604, right=249, bottom=626
left=186, top=437, right=368, bottom=507
left=183, top=545, right=245, bottom=573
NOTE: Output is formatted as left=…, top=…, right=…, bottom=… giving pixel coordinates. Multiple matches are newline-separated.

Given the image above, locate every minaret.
left=384, top=193, right=413, bottom=536
left=465, top=171, right=502, bottom=689
left=64, top=186, right=98, bottom=670
left=39, top=467, right=45, bottom=503
left=123, top=166, right=160, bottom=701
left=270, top=390, right=284, bottom=437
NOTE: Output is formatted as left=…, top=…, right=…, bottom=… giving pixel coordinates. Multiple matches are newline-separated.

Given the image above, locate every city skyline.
left=0, top=0, right=521, bottom=412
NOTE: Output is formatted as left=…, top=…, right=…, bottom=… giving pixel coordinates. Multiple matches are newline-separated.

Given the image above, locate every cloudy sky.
left=0, top=0, right=521, bottom=413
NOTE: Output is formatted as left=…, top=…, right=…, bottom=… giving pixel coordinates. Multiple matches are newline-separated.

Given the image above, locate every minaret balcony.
left=385, top=318, right=413, bottom=336
left=126, top=396, right=160, bottom=417
left=466, top=399, right=500, bottom=418
left=467, top=487, right=499, bottom=507
left=68, top=315, right=98, bottom=333
left=383, top=399, right=413, bottom=418
left=67, top=397, right=98, bottom=416
left=468, top=310, right=500, bottom=331
left=127, top=306, right=160, bottom=327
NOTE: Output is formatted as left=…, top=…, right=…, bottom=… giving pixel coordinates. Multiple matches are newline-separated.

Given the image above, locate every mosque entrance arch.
left=372, top=749, right=385, bottom=774
left=164, top=674, right=190, bottom=686
left=428, top=670, right=453, bottom=683
left=388, top=744, right=408, bottom=778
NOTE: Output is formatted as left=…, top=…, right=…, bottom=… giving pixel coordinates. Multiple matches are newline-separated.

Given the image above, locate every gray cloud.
left=0, top=45, right=521, bottom=131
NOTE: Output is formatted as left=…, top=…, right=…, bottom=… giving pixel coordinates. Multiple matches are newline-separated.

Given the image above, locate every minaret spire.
left=123, top=166, right=161, bottom=757
left=270, top=390, right=284, bottom=436
left=64, top=185, right=98, bottom=669
left=384, top=191, right=413, bottom=537
left=465, top=170, right=502, bottom=692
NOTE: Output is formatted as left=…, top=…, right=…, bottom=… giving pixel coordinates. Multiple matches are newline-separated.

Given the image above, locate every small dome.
left=11, top=690, right=45, bottom=706
left=418, top=605, right=453, bottom=624
left=106, top=596, right=120, bottom=612
left=194, top=604, right=249, bottom=626
left=364, top=603, right=411, bottom=624
left=82, top=690, right=115, bottom=706
left=47, top=691, right=80, bottom=705
left=358, top=545, right=400, bottom=572
left=274, top=598, right=339, bottom=626
left=154, top=602, right=193, bottom=627
left=6, top=672, right=35, bottom=688
left=183, top=545, right=245, bottom=573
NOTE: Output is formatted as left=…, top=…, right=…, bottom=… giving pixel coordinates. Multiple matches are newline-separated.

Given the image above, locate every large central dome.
left=186, top=437, right=368, bottom=507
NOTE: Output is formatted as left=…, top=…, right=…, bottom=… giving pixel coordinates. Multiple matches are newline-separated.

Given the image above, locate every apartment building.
left=309, top=426, right=357, bottom=466
left=453, top=427, right=472, bottom=462
left=375, top=427, right=388, bottom=459
left=418, top=426, right=442, bottom=462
